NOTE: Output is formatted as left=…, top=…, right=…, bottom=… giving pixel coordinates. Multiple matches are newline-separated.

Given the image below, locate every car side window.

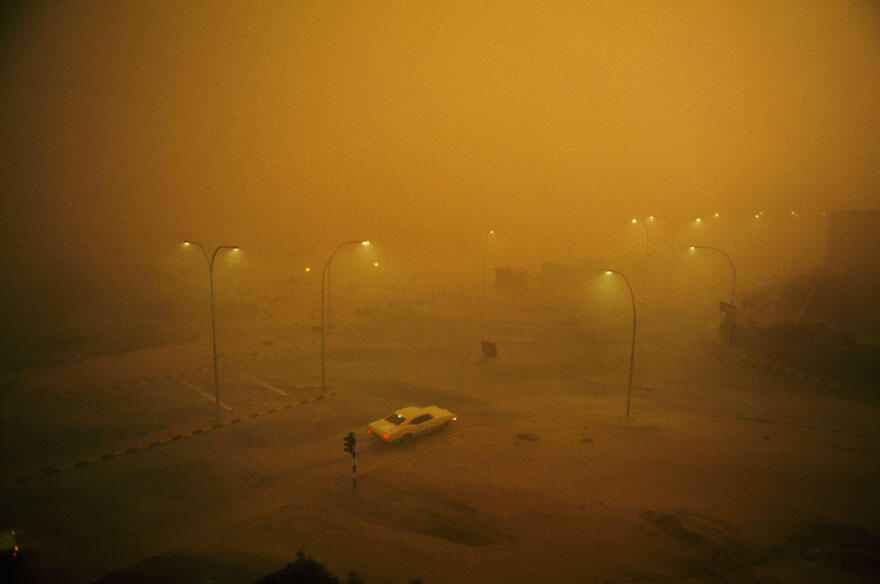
left=409, top=413, right=433, bottom=425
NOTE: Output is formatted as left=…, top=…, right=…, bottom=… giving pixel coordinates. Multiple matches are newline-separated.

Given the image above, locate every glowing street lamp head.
left=714, top=212, right=720, bottom=218
left=631, top=218, right=637, bottom=224
left=488, top=229, right=495, bottom=235
left=183, top=241, right=191, bottom=247
left=695, top=217, right=702, bottom=223
left=232, top=246, right=240, bottom=251
left=304, top=267, right=311, bottom=273
left=605, top=270, right=613, bottom=275
left=361, top=240, right=370, bottom=246
left=373, top=261, right=379, bottom=267
left=689, top=245, right=696, bottom=251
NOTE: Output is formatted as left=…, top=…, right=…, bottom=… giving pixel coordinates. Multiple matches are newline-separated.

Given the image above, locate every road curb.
left=3, top=390, right=338, bottom=487
left=724, top=345, right=876, bottom=394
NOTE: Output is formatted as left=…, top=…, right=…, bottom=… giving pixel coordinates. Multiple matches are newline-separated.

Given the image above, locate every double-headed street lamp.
left=183, top=241, right=239, bottom=417
left=688, top=245, right=737, bottom=306
left=604, top=270, right=637, bottom=418
left=321, top=240, right=369, bottom=387
left=631, top=217, right=651, bottom=256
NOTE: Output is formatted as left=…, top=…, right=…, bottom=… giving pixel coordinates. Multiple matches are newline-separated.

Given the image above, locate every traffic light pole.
left=343, top=431, right=357, bottom=490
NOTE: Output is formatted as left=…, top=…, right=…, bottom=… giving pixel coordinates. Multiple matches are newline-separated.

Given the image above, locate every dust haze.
left=1, top=2, right=879, bottom=583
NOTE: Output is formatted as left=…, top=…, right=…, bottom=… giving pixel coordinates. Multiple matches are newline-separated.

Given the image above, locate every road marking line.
left=176, top=376, right=233, bottom=411
left=226, top=365, right=289, bottom=397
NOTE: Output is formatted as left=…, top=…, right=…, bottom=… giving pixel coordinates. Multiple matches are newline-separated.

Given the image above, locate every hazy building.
left=494, top=267, right=528, bottom=296
left=826, top=209, right=880, bottom=274
left=538, top=261, right=605, bottom=298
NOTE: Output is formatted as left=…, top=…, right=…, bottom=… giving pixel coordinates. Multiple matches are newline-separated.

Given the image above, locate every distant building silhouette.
left=494, top=267, right=528, bottom=295
left=826, top=209, right=880, bottom=274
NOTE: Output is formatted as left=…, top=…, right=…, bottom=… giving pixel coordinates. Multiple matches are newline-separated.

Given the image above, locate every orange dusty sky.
left=1, top=1, right=878, bottom=268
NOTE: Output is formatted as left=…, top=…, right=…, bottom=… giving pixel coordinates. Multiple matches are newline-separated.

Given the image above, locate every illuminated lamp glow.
left=366, top=427, right=372, bottom=434
left=689, top=246, right=696, bottom=251
left=373, top=261, right=379, bottom=267
left=382, top=434, right=389, bottom=440
left=304, top=267, right=311, bottom=272
left=695, top=217, right=702, bottom=223
left=361, top=240, right=370, bottom=246
left=631, top=218, right=637, bottom=223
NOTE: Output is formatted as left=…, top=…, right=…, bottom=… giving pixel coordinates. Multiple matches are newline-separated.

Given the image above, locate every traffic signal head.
left=343, top=431, right=356, bottom=454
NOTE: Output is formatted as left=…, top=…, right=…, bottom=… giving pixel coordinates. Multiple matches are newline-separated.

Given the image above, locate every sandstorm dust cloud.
left=0, top=2, right=878, bottom=354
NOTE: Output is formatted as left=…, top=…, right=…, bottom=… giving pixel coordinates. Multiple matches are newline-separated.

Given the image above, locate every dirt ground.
left=3, top=291, right=879, bottom=583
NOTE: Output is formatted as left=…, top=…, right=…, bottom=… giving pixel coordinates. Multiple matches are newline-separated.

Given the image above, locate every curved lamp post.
left=183, top=240, right=239, bottom=417
left=321, top=240, right=369, bottom=387
left=688, top=245, right=736, bottom=306
left=604, top=270, right=637, bottom=418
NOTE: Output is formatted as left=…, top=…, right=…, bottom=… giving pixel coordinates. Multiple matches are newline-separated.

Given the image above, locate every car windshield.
left=385, top=413, right=406, bottom=425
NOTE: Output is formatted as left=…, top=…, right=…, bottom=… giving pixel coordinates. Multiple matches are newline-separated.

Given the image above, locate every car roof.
left=393, top=406, right=424, bottom=418
left=393, top=406, right=450, bottom=418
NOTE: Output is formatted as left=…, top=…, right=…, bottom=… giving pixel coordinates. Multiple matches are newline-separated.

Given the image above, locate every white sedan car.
left=367, top=406, right=457, bottom=442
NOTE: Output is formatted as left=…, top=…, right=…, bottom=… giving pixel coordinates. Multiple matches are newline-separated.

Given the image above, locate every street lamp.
left=631, top=217, right=651, bottom=288
left=631, top=217, right=650, bottom=252
left=604, top=270, right=637, bottom=418
left=688, top=245, right=736, bottom=306
left=482, top=229, right=495, bottom=294
left=321, top=240, right=369, bottom=387
left=183, top=240, right=239, bottom=417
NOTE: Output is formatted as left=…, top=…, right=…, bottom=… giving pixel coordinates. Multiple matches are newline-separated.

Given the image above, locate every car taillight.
left=382, top=434, right=389, bottom=440
left=367, top=427, right=372, bottom=434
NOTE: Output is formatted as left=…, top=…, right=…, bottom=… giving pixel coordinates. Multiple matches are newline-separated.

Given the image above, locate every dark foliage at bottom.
left=255, top=551, right=422, bottom=584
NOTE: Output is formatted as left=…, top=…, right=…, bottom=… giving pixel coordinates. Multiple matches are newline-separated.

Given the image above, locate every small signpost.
left=343, top=431, right=357, bottom=489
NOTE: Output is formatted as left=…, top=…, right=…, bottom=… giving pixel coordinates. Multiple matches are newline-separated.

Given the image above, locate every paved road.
left=2, top=301, right=878, bottom=583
